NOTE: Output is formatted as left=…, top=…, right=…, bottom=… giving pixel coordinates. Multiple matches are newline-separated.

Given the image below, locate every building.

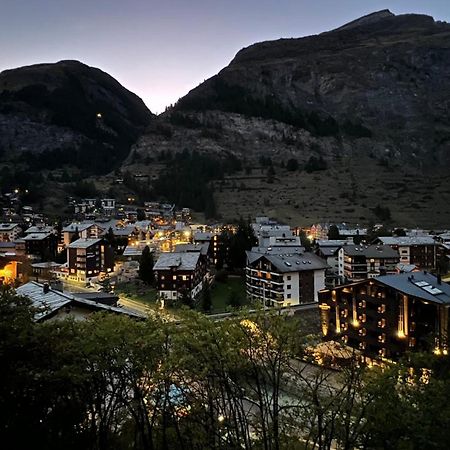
left=65, top=238, right=114, bottom=282
left=339, top=244, right=399, bottom=281
left=319, top=272, right=450, bottom=360
left=23, top=233, right=58, bottom=260
left=315, top=240, right=348, bottom=287
left=154, top=252, right=207, bottom=301
left=375, top=236, right=439, bottom=270
left=193, top=231, right=219, bottom=265
left=16, top=281, right=143, bottom=321
left=0, top=223, right=21, bottom=242
left=62, top=223, right=104, bottom=247
left=246, top=248, right=327, bottom=307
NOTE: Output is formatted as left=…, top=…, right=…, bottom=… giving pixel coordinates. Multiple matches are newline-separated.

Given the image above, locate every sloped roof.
left=154, top=252, right=200, bottom=271
left=343, top=244, right=399, bottom=258
left=376, top=272, right=450, bottom=305
left=68, top=238, right=102, bottom=249
left=247, top=251, right=327, bottom=273
left=378, top=236, right=436, bottom=246
left=16, top=282, right=144, bottom=320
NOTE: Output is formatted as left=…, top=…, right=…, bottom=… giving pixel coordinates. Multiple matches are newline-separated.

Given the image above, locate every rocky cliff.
left=0, top=60, right=153, bottom=173
left=126, top=10, right=450, bottom=227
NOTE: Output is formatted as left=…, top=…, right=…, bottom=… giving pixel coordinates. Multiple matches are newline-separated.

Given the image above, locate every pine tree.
left=138, top=246, right=154, bottom=284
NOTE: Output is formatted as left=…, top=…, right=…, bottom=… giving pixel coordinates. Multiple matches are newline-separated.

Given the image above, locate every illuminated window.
left=161, top=275, right=165, bottom=280
left=341, top=309, right=348, bottom=318
left=358, top=300, right=366, bottom=308
left=173, top=275, right=177, bottom=280
left=378, top=318, right=386, bottom=328
left=359, top=342, right=366, bottom=350
left=360, top=314, right=366, bottom=323
left=378, top=333, right=386, bottom=343
left=358, top=328, right=366, bottom=336
left=377, top=304, right=386, bottom=313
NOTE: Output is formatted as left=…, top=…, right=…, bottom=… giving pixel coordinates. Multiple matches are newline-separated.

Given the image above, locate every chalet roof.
left=23, top=232, right=52, bottom=241
left=62, top=222, right=96, bottom=233
left=376, top=272, right=450, bottom=305
left=174, top=243, right=209, bottom=256
left=16, top=281, right=144, bottom=321
left=25, top=225, right=55, bottom=234
left=378, top=236, right=436, bottom=246
left=193, top=231, right=214, bottom=241
left=154, top=252, right=200, bottom=271
left=68, top=238, right=102, bottom=249
left=246, top=251, right=328, bottom=273
left=0, top=223, right=19, bottom=231
left=342, top=244, right=399, bottom=258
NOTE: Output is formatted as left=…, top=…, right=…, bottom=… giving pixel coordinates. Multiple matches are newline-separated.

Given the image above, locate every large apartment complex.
left=319, top=272, right=450, bottom=360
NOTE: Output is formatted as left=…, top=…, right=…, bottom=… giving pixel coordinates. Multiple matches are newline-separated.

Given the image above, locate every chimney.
left=43, top=283, right=50, bottom=294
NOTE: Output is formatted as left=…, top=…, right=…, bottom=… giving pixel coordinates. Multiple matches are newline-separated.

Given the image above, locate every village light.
left=218, top=415, right=225, bottom=423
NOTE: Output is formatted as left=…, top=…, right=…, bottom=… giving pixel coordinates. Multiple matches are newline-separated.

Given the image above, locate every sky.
left=1, top=0, right=449, bottom=114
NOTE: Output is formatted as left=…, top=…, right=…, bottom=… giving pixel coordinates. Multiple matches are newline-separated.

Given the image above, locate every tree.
left=200, top=285, right=212, bottom=312
left=138, top=245, right=154, bottom=284
left=227, top=290, right=242, bottom=308
left=137, top=209, right=146, bottom=221
left=286, top=158, right=299, bottom=171
left=328, top=225, right=340, bottom=240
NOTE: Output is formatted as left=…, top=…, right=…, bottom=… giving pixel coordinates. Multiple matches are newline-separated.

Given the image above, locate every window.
left=378, top=318, right=386, bottom=328
left=161, top=275, right=165, bottom=280
left=287, top=293, right=291, bottom=299
left=287, top=275, right=291, bottom=280
left=377, top=304, right=386, bottom=313
left=161, top=283, right=165, bottom=288
left=287, top=284, right=291, bottom=290
left=172, top=275, right=177, bottom=280
left=182, top=275, right=188, bottom=281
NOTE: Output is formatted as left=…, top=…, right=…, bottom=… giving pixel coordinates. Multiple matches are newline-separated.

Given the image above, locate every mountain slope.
left=0, top=60, right=153, bottom=174
left=125, top=10, right=450, bottom=227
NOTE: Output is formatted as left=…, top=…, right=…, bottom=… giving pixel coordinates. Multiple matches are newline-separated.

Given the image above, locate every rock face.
left=170, top=10, right=450, bottom=167
left=127, top=10, right=450, bottom=227
left=0, top=60, right=153, bottom=171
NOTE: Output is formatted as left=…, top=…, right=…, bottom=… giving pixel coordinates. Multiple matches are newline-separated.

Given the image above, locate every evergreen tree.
left=328, top=225, right=340, bottom=240
left=200, top=286, right=212, bottom=312
left=138, top=245, right=154, bottom=284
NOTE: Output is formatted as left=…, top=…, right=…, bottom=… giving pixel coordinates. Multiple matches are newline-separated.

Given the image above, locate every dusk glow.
left=1, top=0, right=449, bottom=113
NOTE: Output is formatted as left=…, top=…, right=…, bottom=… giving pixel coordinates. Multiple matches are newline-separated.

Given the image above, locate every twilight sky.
left=1, top=0, right=449, bottom=113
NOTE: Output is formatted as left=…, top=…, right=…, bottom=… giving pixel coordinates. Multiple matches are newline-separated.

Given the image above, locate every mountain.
left=125, top=10, right=450, bottom=227
left=0, top=60, right=153, bottom=175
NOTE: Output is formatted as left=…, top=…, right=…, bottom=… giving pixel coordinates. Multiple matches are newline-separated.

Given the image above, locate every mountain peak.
left=332, top=9, right=395, bottom=32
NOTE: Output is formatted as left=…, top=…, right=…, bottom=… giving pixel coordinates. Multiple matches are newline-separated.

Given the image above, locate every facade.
left=339, top=244, right=399, bottom=281
left=154, top=252, right=207, bottom=301
left=246, top=249, right=327, bottom=306
left=316, top=240, right=348, bottom=287
left=319, top=272, right=450, bottom=360
left=23, top=232, right=58, bottom=260
left=376, top=236, right=439, bottom=269
left=0, top=223, right=21, bottom=242
left=193, top=231, right=219, bottom=265
left=66, top=238, right=114, bottom=282
left=62, top=223, right=104, bottom=246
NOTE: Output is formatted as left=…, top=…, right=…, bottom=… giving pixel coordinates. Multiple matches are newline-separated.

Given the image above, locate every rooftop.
left=68, top=238, right=102, bottom=249
left=378, top=236, right=436, bottom=246
left=247, top=251, right=328, bottom=273
left=154, top=252, right=200, bottom=271
left=23, top=232, right=52, bottom=241
left=0, top=223, right=19, bottom=230
left=343, top=244, right=399, bottom=258
left=16, top=281, right=144, bottom=321
left=376, top=272, right=450, bottom=305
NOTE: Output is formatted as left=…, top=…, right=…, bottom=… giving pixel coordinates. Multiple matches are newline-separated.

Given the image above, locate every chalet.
left=62, top=222, right=104, bottom=246
left=23, top=233, right=58, bottom=260
left=319, top=272, right=450, bottom=360
left=338, top=244, right=399, bottom=282
left=246, top=248, right=327, bottom=307
left=375, top=236, right=439, bottom=270
left=66, top=238, right=114, bottom=282
left=0, top=223, right=21, bottom=242
left=16, top=281, right=143, bottom=322
left=193, top=231, right=219, bottom=264
left=154, top=252, right=207, bottom=301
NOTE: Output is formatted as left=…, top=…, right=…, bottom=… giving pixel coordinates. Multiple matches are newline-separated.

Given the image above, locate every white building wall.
left=338, top=248, right=345, bottom=277
left=313, top=270, right=325, bottom=302
left=283, top=272, right=300, bottom=306
left=399, top=246, right=410, bottom=264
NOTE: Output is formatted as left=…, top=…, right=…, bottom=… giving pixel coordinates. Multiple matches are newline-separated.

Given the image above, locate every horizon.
left=1, top=1, right=449, bottom=113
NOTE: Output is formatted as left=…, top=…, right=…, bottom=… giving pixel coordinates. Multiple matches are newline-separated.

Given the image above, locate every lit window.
left=378, top=318, right=386, bottom=328
left=173, top=275, right=177, bottom=280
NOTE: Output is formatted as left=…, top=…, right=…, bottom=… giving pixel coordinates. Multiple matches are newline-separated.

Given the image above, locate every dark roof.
left=343, top=244, right=398, bottom=258
left=247, top=251, right=328, bottom=273
left=376, top=272, right=450, bottom=305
